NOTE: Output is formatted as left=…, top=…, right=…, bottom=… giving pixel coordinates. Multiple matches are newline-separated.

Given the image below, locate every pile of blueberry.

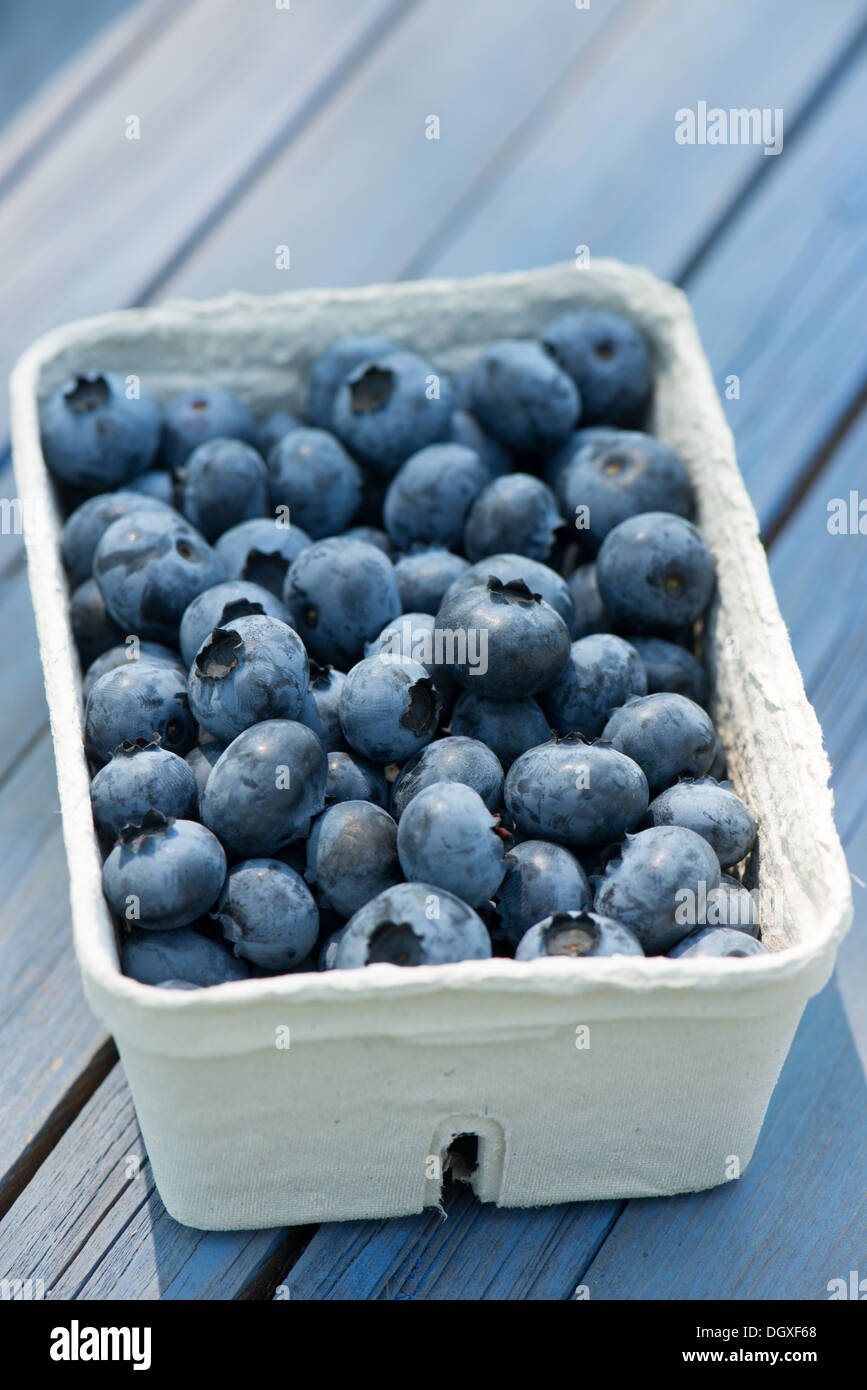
left=43, top=306, right=767, bottom=989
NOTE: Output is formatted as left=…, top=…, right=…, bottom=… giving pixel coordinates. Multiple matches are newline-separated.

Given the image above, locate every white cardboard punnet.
left=10, top=261, right=852, bottom=1229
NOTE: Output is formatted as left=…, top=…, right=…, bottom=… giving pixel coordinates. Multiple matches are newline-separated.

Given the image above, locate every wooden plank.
left=768, top=410, right=867, bottom=843
left=0, top=732, right=112, bottom=1216
left=0, top=0, right=141, bottom=133
left=0, top=1064, right=309, bottom=1300
left=287, top=1182, right=621, bottom=1300
left=0, top=565, right=51, bottom=786
left=686, top=38, right=867, bottom=531
left=0, top=0, right=189, bottom=199
left=156, top=0, right=634, bottom=300
left=413, top=0, right=865, bottom=284
left=0, top=0, right=403, bottom=441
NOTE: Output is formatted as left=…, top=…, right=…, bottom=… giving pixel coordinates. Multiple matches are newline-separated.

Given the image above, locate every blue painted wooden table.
left=1, top=0, right=865, bottom=1300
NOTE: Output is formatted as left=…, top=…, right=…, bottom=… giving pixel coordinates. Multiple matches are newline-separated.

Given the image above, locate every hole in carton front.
left=443, top=1133, right=479, bottom=1185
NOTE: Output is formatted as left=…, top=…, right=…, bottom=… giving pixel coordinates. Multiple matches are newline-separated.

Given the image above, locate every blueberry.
left=185, top=734, right=226, bottom=798
left=325, top=750, right=389, bottom=808
left=712, top=874, right=761, bottom=936
left=200, top=719, right=327, bottom=856
left=339, top=655, right=441, bottom=763
left=627, top=636, right=707, bottom=706
left=85, top=658, right=197, bottom=764
left=179, top=579, right=288, bottom=667
left=82, top=641, right=187, bottom=703
left=331, top=350, right=454, bottom=472
left=667, top=927, right=768, bottom=959
left=307, top=335, right=397, bottom=428
left=178, top=437, right=269, bottom=540
left=93, top=509, right=224, bottom=645
left=284, top=537, right=401, bottom=667
left=103, top=810, right=226, bottom=930
left=335, top=882, right=491, bottom=968
left=128, top=470, right=177, bottom=507
left=62, top=491, right=174, bottom=586
left=257, top=408, right=303, bottom=456
left=441, top=552, right=575, bottom=633
left=390, top=736, right=504, bottom=820
left=365, top=612, right=439, bottom=680
left=541, top=633, right=647, bottom=739
left=469, top=340, right=580, bottom=453
left=40, top=373, right=162, bottom=491
left=293, top=662, right=346, bottom=753
left=211, top=858, right=319, bottom=971
left=121, top=925, right=250, bottom=985
left=449, top=408, right=512, bottom=478
left=90, top=738, right=198, bottom=840
left=645, top=777, right=757, bottom=867
left=70, top=577, right=124, bottom=666
left=542, top=309, right=652, bottom=427
left=394, top=547, right=469, bottom=614
left=306, top=801, right=400, bottom=918
left=396, top=782, right=507, bottom=907
left=161, top=388, right=257, bottom=468
left=602, top=692, right=716, bottom=792
left=556, top=431, right=692, bottom=554
left=566, top=563, right=614, bottom=639
left=214, top=516, right=312, bottom=597
left=463, top=473, right=563, bottom=565
left=515, top=908, right=643, bottom=960
left=495, top=840, right=590, bottom=945
left=343, top=526, right=393, bottom=555
left=448, top=691, right=551, bottom=772
left=505, top=734, right=648, bottom=847
left=596, top=512, right=715, bottom=632
left=188, top=615, right=309, bottom=743
left=545, top=426, right=621, bottom=491
left=268, top=428, right=362, bottom=538
left=434, top=577, right=570, bottom=698
left=383, top=443, right=488, bottom=551
left=595, top=825, right=721, bottom=954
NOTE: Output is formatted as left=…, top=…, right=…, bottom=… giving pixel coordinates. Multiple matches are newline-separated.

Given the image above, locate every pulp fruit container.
left=10, top=261, right=852, bottom=1230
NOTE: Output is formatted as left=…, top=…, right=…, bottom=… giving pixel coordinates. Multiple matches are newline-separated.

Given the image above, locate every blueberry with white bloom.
left=212, top=858, right=319, bottom=971
left=495, top=840, right=590, bottom=945
left=335, top=882, right=491, bottom=968
left=541, top=633, right=647, bottom=739
left=188, top=615, right=309, bottom=744
left=306, top=801, right=401, bottom=918
left=200, top=720, right=328, bottom=857
left=41, top=373, right=162, bottom=491
left=90, top=738, right=198, bottom=840
left=102, top=811, right=226, bottom=931
left=645, top=777, right=757, bottom=867
left=515, top=909, right=644, bottom=960
left=602, top=692, right=716, bottom=793
left=505, top=734, right=649, bottom=848
left=214, top=516, right=312, bottom=598
left=390, top=735, right=504, bottom=820
left=179, top=579, right=289, bottom=666
left=595, top=825, right=721, bottom=955
left=339, top=655, right=441, bottom=764
left=667, top=927, right=768, bottom=959
left=396, top=782, right=508, bottom=908
left=268, top=428, right=362, bottom=539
